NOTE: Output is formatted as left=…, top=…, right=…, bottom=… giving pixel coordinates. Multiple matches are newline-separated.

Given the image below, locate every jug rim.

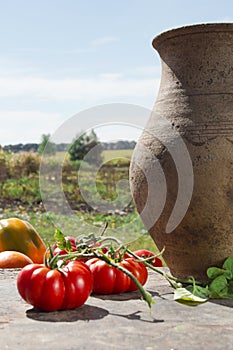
left=152, top=22, right=233, bottom=49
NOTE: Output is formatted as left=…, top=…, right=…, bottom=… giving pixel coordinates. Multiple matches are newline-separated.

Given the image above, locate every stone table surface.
left=1, top=268, right=233, bottom=350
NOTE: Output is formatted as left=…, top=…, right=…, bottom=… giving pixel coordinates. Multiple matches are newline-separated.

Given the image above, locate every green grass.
left=43, top=149, right=133, bottom=163
left=1, top=206, right=159, bottom=253
left=0, top=148, right=164, bottom=259
left=102, top=149, right=133, bottom=162
left=0, top=150, right=133, bottom=208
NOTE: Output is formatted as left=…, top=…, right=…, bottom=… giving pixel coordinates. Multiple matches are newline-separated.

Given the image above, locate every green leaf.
left=209, top=275, right=228, bottom=298
left=209, top=286, right=228, bottom=299
left=224, top=281, right=233, bottom=298
left=186, top=284, right=210, bottom=299
left=207, top=267, right=226, bottom=279
left=54, top=228, right=66, bottom=250
left=228, top=280, right=233, bottom=294
left=222, top=257, right=233, bottom=279
left=66, top=239, right=73, bottom=252
left=174, top=287, right=208, bottom=306
left=209, top=274, right=228, bottom=293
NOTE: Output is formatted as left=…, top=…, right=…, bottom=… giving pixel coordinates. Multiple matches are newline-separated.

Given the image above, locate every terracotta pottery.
left=130, top=23, right=233, bottom=280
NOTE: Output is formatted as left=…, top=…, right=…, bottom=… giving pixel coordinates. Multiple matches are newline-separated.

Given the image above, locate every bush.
left=0, top=151, right=10, bottom=181
left=38, top=134, right=56, bottom=155
left=1, top=175, right=41, bottom=203
left=68, top=129, right=103, bottom=166
left=9, top=152, right=40, bottom=179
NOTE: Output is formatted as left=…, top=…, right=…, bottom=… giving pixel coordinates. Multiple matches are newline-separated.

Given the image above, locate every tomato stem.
left=127, top=249, right=202, bottom=289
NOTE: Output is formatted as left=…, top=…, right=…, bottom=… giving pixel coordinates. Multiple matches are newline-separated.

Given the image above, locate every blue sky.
left=0, top=0, right=233, bottom=145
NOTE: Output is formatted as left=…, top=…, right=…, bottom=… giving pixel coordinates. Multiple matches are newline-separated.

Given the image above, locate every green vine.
left=49, top=228, right=233, bottom=308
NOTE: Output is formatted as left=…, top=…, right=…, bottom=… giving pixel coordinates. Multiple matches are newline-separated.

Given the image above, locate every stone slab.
left=1, top=268, right=233, bottom=350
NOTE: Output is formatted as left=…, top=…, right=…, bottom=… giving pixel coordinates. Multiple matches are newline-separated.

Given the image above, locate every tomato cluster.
left=17, top=257, right=149, bottom=311
left=17, top=232, right=163, bottom=312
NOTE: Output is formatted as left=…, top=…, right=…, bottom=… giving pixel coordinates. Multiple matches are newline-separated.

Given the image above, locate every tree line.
left=1, top=138, right=136, bottom=154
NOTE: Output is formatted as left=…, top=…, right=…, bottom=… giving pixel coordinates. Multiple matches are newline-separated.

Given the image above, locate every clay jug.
left=130, top=23, right=233, bottom=280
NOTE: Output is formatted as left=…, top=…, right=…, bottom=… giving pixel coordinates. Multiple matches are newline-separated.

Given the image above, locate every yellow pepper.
left=0, top=218, right=46, bottom=263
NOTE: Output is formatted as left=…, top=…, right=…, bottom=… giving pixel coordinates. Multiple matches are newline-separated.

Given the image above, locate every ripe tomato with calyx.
left=17, top=260, right=93, bottom=311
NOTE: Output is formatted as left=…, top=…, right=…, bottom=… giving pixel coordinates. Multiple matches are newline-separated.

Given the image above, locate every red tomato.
left=86, top=257, right=148, bottom=294
left=60, top=261, right=93, bottom=309
left=86, top=258, right=131, bottom=294
left=17, top=260, right=93, bottom=311
left=92, top=243, right=108, bottom=254
left=133, top=249, right=163, bottom=267
left=121, top=258, right=148, bottom=291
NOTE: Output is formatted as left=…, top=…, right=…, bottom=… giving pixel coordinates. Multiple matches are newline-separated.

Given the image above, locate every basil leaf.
left=186, top=285, right=210, bottom=299
left=222, top=257, right=233, bottom=279
left=219, top=281, right=233, bottom=299
left=209, top=275, right=228, bottom=297
left=228, top=280, right=233, bottom=295
left=207, top=267, right=226, bottom=279
left=209, top=286, right=229, bottom=299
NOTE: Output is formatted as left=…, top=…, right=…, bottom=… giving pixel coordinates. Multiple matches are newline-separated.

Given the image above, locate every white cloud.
left=0, top=73, right=161, bottom=145
left=132, top=65, right=161, bottom=76
left=0, top=75, right=159, bottom=102
left=92, top=36, right=119, bottom=46
left=98, top=73, right=124, bottom=79
left=16, top=48, right=45, bottom=54
left=0, top=111, right=63, bottom=145
left=0, top=110, right=61, bottom=123
left=0, top=108, right=147, bottom=146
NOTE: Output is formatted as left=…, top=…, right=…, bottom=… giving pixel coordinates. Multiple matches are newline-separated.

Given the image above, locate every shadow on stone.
left=26, top=304, right=109, bottom=322
left=110, top=310, right=164, bottom=323
left=92, top=290, right=160, bottom=302
left=209, top=299, right=233, bottom=308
